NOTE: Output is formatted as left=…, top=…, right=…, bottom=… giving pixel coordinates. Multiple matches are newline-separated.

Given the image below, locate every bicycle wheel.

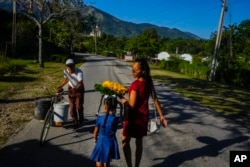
left=40, top=108, right=53, bottom=146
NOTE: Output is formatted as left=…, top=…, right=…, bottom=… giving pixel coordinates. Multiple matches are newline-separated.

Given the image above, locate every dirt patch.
left=0, top=101, right=34, bottom=147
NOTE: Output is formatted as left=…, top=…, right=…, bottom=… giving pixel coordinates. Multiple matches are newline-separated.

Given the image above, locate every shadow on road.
left=0, top=139, right=95, bottom=167
left=152, top=135, right=249, bottom=167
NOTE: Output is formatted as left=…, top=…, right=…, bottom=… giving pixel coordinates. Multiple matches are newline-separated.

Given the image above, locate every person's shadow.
left=152, top=135, right=249, bottom=167
left=0, top=139, right=95, bottom=167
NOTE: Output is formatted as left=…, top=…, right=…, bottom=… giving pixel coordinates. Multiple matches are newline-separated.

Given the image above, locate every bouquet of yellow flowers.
left=94, top=80, right=128, bottom=97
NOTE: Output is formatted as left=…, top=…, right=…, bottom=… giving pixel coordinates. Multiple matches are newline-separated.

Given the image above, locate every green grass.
left=0, top=59, right=83, bottom=99
left=0, top=58, right=83, bottom=146
left=0, top=60, right=64, bottom=99
left=149, top=65, right=250, bottom=129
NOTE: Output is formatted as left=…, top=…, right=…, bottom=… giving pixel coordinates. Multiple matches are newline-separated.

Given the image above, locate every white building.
left=180, top=53, right=192, bottom=63
left=156, top=51, right=170, bottom=60
left=90, top=25, right=101, bottom=37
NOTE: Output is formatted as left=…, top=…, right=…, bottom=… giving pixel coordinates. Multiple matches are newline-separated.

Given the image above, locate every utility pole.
left=94, top=24, right=100, bottom=55
left=209, top=0, right=227, bottom=81
left=94, top=27, right=97, bottom=55
left=12, top=0, right=17, bottom=57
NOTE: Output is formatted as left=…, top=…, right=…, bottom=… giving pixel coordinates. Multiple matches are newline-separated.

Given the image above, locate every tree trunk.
left=38, top=24, right=44, bottom=68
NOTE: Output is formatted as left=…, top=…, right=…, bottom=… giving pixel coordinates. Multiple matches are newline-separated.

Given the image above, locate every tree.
left=235, top=20, right=250, bottom=63
left=0, top=9, right=12, bottom=56
left=125, top=28, right=160, bottom=59
left=16, top=0, right=84, bottom=67
left=125, top=36, right=141, bottom=57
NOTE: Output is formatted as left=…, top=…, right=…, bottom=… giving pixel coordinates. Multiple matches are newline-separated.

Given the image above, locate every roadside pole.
left=209, top=0, right=228, bottom=82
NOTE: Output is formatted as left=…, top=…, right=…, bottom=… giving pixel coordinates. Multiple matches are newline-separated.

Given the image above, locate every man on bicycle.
left=56, top=58, right=84, bottom=129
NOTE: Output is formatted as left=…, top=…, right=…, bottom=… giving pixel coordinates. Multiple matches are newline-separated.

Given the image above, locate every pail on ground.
left=34, top=97, right=51, bottom=120
left=53, top=102, right=69, bottom=125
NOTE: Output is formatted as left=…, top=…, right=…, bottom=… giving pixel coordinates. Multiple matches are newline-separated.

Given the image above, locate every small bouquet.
left=94, top=80, right=128, bottom=97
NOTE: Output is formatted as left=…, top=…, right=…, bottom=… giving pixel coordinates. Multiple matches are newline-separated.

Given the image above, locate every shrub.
left=0, top=55, right=26, bottom=77
left=159, top=60, right=167, bottom=69
left=50, top=54, right=69, bottom=63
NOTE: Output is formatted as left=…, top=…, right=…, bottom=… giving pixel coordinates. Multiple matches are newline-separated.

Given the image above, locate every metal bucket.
left=34, top=97, right=51, bottom=120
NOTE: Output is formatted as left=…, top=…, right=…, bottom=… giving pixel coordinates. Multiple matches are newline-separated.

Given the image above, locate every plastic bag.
left=148, top=118, right=160, bottom=133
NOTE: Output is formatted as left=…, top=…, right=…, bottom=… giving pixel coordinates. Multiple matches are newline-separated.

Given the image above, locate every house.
left=157, top=51, right=170, bottom=60
left=150, top=51, right=170, bottom=65
left=180, top=53, right=192, bottom=63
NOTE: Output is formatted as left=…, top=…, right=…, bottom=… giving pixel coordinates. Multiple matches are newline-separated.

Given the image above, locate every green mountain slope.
left=0, top=1, right=201, bottom=39
left=81, top=5, right=201, bottom=39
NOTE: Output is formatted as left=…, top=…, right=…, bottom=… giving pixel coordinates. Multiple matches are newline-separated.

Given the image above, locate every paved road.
left=0, top=54, right=249, bottom=167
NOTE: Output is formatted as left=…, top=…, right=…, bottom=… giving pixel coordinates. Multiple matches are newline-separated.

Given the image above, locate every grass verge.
left=0, top=59, right=83, bottom=147
left=149, top=64, right=250, bottom=129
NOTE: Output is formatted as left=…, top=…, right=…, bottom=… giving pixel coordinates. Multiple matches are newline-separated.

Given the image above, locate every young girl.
left=90, top=95, right=120, bottom=167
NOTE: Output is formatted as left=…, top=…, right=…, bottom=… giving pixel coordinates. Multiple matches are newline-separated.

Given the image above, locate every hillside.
left=0, top=1, right=201, bottom=39
left=81, top=5, right=201, bottom=39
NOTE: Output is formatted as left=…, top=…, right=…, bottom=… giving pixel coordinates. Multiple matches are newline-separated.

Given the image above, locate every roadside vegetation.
left=0, top=55, right=83, bottom=147
left=149, top=64, right=250, bottom=129
left=0, top=1, right=249, bottom=147
left=0, top=56, right=249, bottom=148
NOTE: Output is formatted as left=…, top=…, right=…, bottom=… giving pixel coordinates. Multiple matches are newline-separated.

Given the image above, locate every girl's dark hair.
left=102, top=96, right=118, bottom=128
left=134, top=58, right=156, bottom=98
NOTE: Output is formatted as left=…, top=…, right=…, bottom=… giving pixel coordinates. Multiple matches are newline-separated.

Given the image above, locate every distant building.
left=150, top=51, right=170, bottom=64
left=124, top=55, right=133, bottom=61
left=155, top=51, right=170, bottom=60
left=180, top=53, right=192, bottom=63
left=124, top=51, right=133, bottom=61
left=90, top=25, right=101, bottom=37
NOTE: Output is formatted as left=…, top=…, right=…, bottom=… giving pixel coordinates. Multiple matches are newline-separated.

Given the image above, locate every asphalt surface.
left=0, top=53, right=249, bottom=167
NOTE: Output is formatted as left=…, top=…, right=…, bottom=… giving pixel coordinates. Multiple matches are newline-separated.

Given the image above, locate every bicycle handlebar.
left=55, top=90, right=68, bottom=96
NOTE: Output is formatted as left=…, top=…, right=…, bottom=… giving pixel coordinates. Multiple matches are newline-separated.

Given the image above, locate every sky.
left=86, top=0, right=250, bottom=39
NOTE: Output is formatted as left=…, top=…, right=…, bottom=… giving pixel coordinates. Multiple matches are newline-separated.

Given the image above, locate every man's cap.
left=65, top=59, right=74, bottom=65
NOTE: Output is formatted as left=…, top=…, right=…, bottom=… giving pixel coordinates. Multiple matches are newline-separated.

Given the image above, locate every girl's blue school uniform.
left=90, top=113, right=120, bottom=163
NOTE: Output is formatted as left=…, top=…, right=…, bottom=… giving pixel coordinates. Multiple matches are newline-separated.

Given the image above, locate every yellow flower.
left=102, top=80, right=110, bottom=87
left=96, top=80, right=127, bottom=96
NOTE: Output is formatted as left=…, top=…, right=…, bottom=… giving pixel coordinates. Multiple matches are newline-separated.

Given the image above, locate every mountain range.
left=0, top=1, right=201, bottom=39
left=81, top=6, right=201, bottom=39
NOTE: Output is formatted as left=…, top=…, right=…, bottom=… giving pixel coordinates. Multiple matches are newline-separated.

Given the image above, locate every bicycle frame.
left=39, top=91, right=67, bottom=146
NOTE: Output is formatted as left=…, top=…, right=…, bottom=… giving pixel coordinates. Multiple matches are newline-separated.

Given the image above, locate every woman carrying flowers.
left=119, top=58, right=168, bottom=167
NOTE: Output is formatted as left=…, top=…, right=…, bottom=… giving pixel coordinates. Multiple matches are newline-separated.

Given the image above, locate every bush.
left=0, top=55, right=26, bottom=77
left=159, top=60, right=167, bottom=69
left=102, top=51, right=116, bottom=57
left=50, top=54, right=69, bottom=63
left=156, top=57, right=210, bottom=80
left=216, top=66, right=250, bottom=87
left=165, top=60, right=181, bottom=72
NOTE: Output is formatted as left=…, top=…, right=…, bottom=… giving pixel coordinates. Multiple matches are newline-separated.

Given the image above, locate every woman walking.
left=119, top=58, right=168, bottom=167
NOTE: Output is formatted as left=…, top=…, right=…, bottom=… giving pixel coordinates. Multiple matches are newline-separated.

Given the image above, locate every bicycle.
left=39, top=89, right=68, bottom=146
